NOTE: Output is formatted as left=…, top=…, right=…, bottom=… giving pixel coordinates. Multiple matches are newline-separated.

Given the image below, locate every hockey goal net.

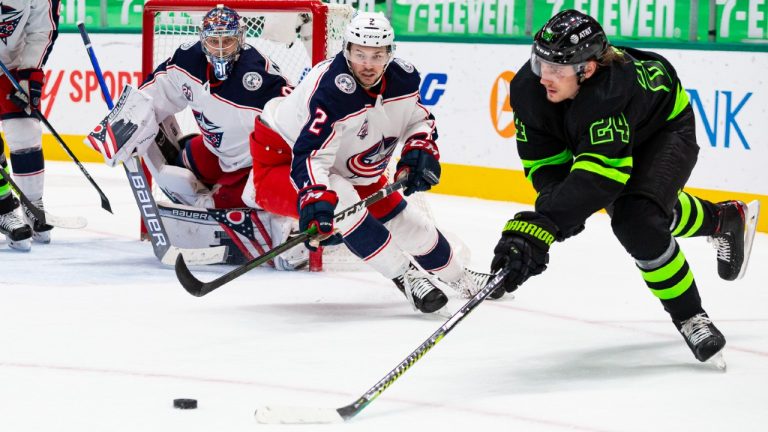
left=141, top=0, right=436, bottom=271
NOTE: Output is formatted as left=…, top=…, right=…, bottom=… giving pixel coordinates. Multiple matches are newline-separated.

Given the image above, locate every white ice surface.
left=1, top=162, right=766, bottom=432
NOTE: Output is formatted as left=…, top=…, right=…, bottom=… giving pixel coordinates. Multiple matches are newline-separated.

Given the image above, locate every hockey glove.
left=10, top=68, right=44, bottom=111
left=395, top=138, right=441, bottom=196
left=298, top=185, right=342, bottom=251
left=490, top=211, right=558, bottom=294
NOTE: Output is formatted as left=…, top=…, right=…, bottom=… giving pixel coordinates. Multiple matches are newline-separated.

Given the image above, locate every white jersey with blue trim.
left=260, top=53, right=436, bottom=190
left=0, top=0, right=60, bottom=70
left=140, top=41, right=291, bottom=173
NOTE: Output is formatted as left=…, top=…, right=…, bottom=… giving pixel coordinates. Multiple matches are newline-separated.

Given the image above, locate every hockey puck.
left=173, top=398, right=198, bottom=409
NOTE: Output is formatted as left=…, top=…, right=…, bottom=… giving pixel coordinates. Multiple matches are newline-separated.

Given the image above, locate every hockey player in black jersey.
left=490, top=10, right=759, bottom=365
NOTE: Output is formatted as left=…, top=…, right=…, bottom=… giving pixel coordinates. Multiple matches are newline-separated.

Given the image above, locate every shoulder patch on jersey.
left=242, top=72, right=263, bottom=91
left=393, top=58, right=415, bottom=74
left=335, top=73, right=357, bottom=94
left=182, top=83, right=193, bottom=101
left=180, top=41, right=195, bottom=50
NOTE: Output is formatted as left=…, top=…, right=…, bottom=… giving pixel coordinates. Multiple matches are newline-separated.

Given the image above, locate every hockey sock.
left=343, top=212, right=410, bottom=279
left=9, top=148, right=45, bottom=201
left=636, top=238, right=704, bottom=321
left=670, top=191, right=718, bottom=238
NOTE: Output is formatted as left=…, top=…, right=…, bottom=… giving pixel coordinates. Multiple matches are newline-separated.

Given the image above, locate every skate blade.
left=707, top=352, right=727, bottom=371
left=736, top=200, right=760, bottom=280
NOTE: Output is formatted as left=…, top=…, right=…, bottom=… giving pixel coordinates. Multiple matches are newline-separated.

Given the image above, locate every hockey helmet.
left=200, top=5, right=244, bottom=80
left=343, top=11, right=395, bottom=66
left=531, top=10, right=608, bottom=79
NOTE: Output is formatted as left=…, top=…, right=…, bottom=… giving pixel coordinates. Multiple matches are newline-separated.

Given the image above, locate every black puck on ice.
left=173, top=398, right=198, bottom=409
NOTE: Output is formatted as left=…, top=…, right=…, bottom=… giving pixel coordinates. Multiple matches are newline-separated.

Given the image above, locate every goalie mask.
left=200, top=5, right=245, bottom=81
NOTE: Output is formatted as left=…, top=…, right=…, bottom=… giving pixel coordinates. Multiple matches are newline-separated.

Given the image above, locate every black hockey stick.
left=0, top=60, right=112, bottom=214
left=77, top=22, right=226, bottom=266
left=0, top=165, right=45, bottom=224
left=254, top=266, right=512, bottom=424
left=175, top=177, right=408, bottom=297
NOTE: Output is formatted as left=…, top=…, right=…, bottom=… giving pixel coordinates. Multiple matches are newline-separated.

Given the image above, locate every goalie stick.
left=175, top=177, right=408, bottom=297
left=0, top=159, right=86, bottom=229
left=254, top=267, right=511, bottom=424
left=0, top=60, right=112, bottom=214
left=78, top=22, right=226, bottom=266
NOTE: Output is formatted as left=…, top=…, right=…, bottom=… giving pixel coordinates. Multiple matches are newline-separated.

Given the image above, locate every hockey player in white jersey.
left=245, top=12, right=492, bottom=313
left=86, top=5, right=305, bottom=269
left=137, top=4, right=292, bottom=209
left=0, top=0, right=59, bottom=250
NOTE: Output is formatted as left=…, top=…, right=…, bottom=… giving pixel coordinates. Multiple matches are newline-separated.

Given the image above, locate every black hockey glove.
left=395, top=138, right=441, bottom=196
left=10, top=68, right=44, bottom=111
left=490, top=211, right=558, bottom=294
left=298, top=185, right=343, bottom=251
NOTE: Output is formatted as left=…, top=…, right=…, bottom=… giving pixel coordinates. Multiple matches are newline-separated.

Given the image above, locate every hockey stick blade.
left=254, top=267, right=512, bottom=424
left=175, top=233, right=308, bottom=297
left=45, top=212, right=87, bottom=229
left=175, top=178, right=408, bottom=297
left=161, top=245, right=227, bottom=267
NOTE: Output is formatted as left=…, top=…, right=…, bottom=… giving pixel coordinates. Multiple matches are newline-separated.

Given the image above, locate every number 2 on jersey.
left=308, top=108, right=328, bottom=135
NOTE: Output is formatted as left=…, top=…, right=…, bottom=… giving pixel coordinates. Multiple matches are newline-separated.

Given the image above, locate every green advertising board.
left=58, top=0, right=768, bottom=43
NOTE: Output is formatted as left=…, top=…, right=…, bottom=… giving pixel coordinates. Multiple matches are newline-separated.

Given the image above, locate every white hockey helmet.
left=343, top=11, right=395, bottom=60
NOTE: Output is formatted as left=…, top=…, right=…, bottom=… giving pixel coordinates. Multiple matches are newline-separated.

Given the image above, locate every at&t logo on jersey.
left=346, top=136, right=398, bottom=178
left=0, top=3, right=22, bottom=44
left=193, top=110, right=224, bottom=148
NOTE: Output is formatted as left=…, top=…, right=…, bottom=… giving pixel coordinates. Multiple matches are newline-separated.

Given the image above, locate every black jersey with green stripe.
left=508, top=46, right=691, bottom=235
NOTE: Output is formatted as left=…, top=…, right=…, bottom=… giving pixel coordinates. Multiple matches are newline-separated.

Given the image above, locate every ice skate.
left=1, top=203, right=32, bottom=251
left=22, top=197, right=53, bottom=244
left=392, top=264, right=448, bottom=313
left=708, top=200, right=759, bottom=281
left=674, top=313, right=726, bottom=366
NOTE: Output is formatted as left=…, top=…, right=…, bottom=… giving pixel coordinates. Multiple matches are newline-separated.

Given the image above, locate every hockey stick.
left=0, top=166, right=88, bottom=229
left=175, top=177, right=408, bottom=297
left=0, top=60, right=112, bottom=214
left=77, top=22, right=226, bottom=266
left=0, top=164, right=45, bottom=223
left=254, top=266, right=511, bottom=424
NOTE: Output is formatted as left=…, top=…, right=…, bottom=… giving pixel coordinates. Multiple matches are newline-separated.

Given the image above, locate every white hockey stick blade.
left=45, top=212, right=87, bottom=229
left=255, top=406, right=344, bottom=424
left=736, top=200, right=760, bottom=280
left=160, top=245, right=227, bottom=266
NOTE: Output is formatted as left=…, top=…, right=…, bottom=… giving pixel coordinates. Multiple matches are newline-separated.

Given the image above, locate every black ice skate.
left=674, top=313, right=726, bottom=367
left=22, top=197, right=53, bottom=244
left=1, top=198, right=32, bottom=251
left=709, top=200, right=760, bottom=281
left=392, top=264, right=448, bottom=313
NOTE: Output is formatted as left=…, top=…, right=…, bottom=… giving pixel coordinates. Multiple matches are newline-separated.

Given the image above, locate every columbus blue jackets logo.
left=193, top=110, right=224, bottom=148
left=242, top=72, right=262, bottom=91
left=335, top=73, right=356, bottom=94
left=346, top=136, right=398, bottom=178
left=0, top=3, right=23, bottom=45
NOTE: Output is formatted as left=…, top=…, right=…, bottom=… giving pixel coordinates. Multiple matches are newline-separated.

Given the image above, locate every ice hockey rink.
left=1, top=162, right=766, bottom=432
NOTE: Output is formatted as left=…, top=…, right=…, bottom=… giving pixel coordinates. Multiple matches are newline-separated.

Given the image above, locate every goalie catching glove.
left=491, top=211, right=558, bottom=294
left=86, top=85, right=159, bottom=167
left=395, top=137, right=441, bottom=196
left=298, top=185, right=343, bottom=251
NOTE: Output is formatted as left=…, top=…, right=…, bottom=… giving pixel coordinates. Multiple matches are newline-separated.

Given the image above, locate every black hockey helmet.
left=532, top=10, right=608, bottom=67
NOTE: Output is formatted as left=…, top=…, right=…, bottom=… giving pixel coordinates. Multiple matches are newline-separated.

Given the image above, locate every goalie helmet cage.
left=140, top=0, right=435, bottom=271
